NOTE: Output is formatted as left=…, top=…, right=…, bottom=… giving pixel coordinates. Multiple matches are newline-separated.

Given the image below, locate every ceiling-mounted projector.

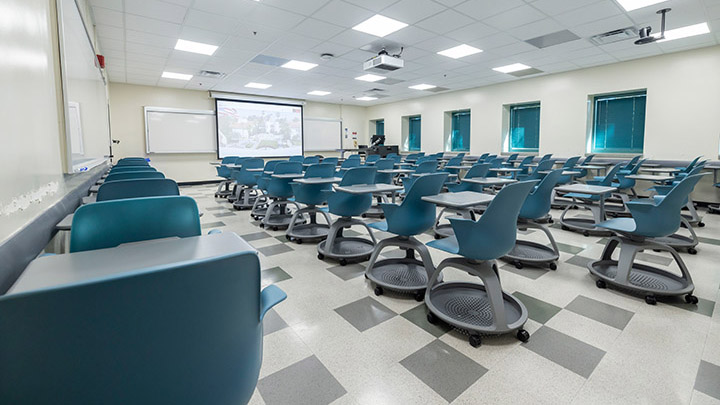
left=636, top=8, right=671, bottom=45
left=363, top=48, right=404, bottom=72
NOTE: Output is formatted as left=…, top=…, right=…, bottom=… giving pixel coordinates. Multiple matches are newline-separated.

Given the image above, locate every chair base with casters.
left=365, top=235, right=436, bottom=301
left=502, top=219, right=560, bottom=270
left=588, top=237, right=697, bottom=306
left=232, top=187, right=260, bottom=210
left=215, top=180, right=233, bottom=198
left=650, top=217, right=699, bottom=255
left=362, top=195, right=387, bottom=218
left=558, top=201, right=613, bottom=237
left=681, top=198, right=704, bottom=227
left=261, top=199, right=303, bottom=231
left=317, top=217, right=377, bottom=266
left=424, top=258, right=530, bottom=348
left=250, top=192, right=289, bottom=221
left=286, top=207, right=332, bottom=243
left=709, top=204, right=720, bottom=214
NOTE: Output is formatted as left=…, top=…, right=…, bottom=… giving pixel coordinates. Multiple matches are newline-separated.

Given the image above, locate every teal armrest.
left=260, top=285, right=287, bottom=321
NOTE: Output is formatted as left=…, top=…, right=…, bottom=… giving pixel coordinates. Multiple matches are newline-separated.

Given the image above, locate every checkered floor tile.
left=184, top=184, right=720, bottom=404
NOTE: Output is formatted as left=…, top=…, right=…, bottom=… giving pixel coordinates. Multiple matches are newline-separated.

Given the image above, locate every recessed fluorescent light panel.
left=353, top=15, right=408, bottom=37
left=437, top=44, right=483, bottom=59
left=355, top=74, right=386, bottom=82
left=493, top=63, right=532, bottom=73
left=308, top=90, right=331, bottom=96
left=616, top=0, right=667, bottom=12
left=245, top=82, right=272, bottom=89
left=162, top=71, right=192, bottom=80
left=174, top=39, right=218, bottom=55
left=409, top=84, right=437, bottom=90
left=356, top=96, right=378, bottom=101
left=282, top=60, right=318, bottom=71
left=657, top=22, right=710, bottom=42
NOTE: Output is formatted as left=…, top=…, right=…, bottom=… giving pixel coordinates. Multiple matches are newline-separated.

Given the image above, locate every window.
left=592, top=91, right=646, bottom=153
left=450, top=111, right=470, bottom=152
left=406, top=116, right=421, bottom=151
left=508, top=103, right=540, bottom=152
left=375, top=119, right=384, bottom=136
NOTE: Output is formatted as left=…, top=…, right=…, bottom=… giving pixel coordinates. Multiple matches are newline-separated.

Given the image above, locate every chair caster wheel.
left=645, top=295, right=657, bottom=305
left=361, top=214, right=366, bottom=218
left=516, top=329, right=530, bottom=343
left=414, top=291, right=425, bottom=302
left=339, top=259, right=348, bottom=266
left=259, top=224, right=265, bottom=228
left=687, top=247, right=697, bottom=255
left=698, top=222, right=705, bottom=227
left=561, top=225, right=570, bottom=231
left=380, top=214, right=385, bottom=219
left=653, top=249, right=662, bottom=252
left=286, top=235, right=292, bottom=241
left=317, top=253, right=324, bottom=260
left=548, top=219, right=554, bottom=224
left=549, top=262, right=557, bottom=270
left=583, top=231, right=590, bottom=237
left=374, top=286, right=383, bottom=296
left=596, top=279, right=607, bottom=289
left=296, top=239, right=303, bottom=245
left=271, top=226, right=278, bottom=231
left=469, top=334, right=482, bottom=348
left=514, top=261, right=523, bottom=269
left=426, top=312, right=437, bottom=325
left=684, top=294, right=699, bottom=304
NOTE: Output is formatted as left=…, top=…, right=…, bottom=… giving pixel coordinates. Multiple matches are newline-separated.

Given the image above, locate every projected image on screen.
left=216, top=100, right=303, bottom=158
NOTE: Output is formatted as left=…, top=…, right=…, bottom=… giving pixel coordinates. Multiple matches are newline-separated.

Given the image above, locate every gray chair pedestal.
left=651, top=217, right=699, bottom=254
left=232, top=186, right=259, bottom=210
left=215, top=180, right=233, bottom=197
left=425, top=258, right=530, bottom=347
left=261, top=199, right=302, bottom=230
left=317, top=217, right=377, bottom=265
left=365, top=235, right=436, bottom=301
left=433, top=208, right=475, bottom=238
left=286, top=206, right=332, bottom=243
left=559, top=198, right=612, bottom=236
left=503, top=220, right=560, bottom=270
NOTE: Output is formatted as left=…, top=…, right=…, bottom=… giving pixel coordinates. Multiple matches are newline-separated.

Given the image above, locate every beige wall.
left=367, top=45, right=720, bottom=161
left=109, top=82, right=369, bottom=182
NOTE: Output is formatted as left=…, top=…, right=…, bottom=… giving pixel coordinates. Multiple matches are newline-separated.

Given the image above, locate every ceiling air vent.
left=199, top=70, right=226, bottom=79
left=589, top=27, right=638, bottom=46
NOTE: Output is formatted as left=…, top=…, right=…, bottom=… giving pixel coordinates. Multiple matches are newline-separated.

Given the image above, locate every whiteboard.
left=304, top=118, right=342, bottom=151
left=145, top=107, right=217, bottom=154
left=67, top=101, right=84, bottom=155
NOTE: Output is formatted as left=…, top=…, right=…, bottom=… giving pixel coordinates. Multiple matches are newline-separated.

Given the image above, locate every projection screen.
left=216, top=99, right=303, bottom=158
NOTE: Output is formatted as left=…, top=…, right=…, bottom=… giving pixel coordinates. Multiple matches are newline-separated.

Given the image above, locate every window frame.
left=506, top=102, right=540, bottom=153
left=449, top=110, right=471, bottom=152
left=375, top=119, right=384, bottom=136
left=589, top=90, right=647, bottom=155
left=404, top=115, right=421, bottom=152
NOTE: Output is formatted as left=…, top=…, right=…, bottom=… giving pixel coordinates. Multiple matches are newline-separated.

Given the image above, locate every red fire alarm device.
left=96, top=54, right=105, bottom=69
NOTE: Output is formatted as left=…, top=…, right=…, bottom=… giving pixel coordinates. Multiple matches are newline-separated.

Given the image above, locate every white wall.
left=109, top=83, right=369, bottom=182
left=367, top=45, right=720, bottom=161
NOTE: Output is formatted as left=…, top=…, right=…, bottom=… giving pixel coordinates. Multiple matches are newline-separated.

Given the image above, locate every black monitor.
left=371, top=135, right=385, bottom=146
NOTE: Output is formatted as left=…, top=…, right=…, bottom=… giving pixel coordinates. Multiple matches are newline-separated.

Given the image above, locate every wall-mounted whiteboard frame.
left=144, top=106, right=217, bottom=154
left=304, top=117, right=342, bottom=152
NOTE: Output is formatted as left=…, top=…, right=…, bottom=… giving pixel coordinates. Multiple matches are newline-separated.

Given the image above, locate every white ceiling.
left=91, top=0, right=720, bottom=105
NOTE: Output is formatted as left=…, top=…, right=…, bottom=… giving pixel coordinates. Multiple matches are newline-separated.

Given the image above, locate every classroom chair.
left=364, top=158, right=395, bottom=218
left=322, top=157, right=339, bottom=166
left=517, top=159, right=555, bottom=182
left=0, top=251, right=285, bottom=405
left=588, top=174, right=704, bottom=306
left=619, top=155, right=642, bottom=174
left=251, top=160, right=285, bottom=221
left=70, top=196, right=205, bottom=253
left=576, top=154, right=596, bottom=178
left=556, top=156, right=581, bottom=185
left=366, top=173, right=448, bottom=301
left=317, top=167, right=378, bottom=266
left=96, top=179, right=179, bottom=202
left=302, top=156, right=320, bottom=170
left=231, top=158, right=265, bottom=210
left=502, top=153, right=520, bottom=166
left=425, top=180, right=537, bottom=347
left=104, top=171, right=165, bottom=183
left=289, top=155, right=304, bottom=163
left=402, top=159, right=438, bottom=193
left=109, top=166, right=158, bottom=174
left=336, top=157, right=361, bottom=177
left=649, top=163, right=708, bottom=230
left=503, top=170, right=563, bottom=270
left=516, top=155, right=535, bottom=175
left=559, top=163, right=624, bottom=236
left=364, top=154, right=381, bottom=165
left=261, top=161, right=304, bottom=231
left=675, top=156, right=703, bottom=173
left=442, top=156, right=464, bottom=176
left=215, top=156, right=239, bottom=197
left=286, top=163, right=337, bottom=243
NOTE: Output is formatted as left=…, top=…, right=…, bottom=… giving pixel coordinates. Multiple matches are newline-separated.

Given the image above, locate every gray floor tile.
left=213, top=212, right=236, bottom=218
left=565, top=255, right=595, bottom=269
left=334, top=297, right=396, bottom=332
left=512, top=292, right=562, bottom=324
left=565, top=295, right=634, bottom=330
left=380, top=249, right=407, bottom=259
left=500, top=263, right=549, bottom=280
left=262, top=266, right=292, bottom=284
left=200, top=221, right=225, bottom=229
left=556, top=242, right=586, bottom=255
left=523, top=326, right=606, bottom=378
left=667, top=296, right=715, bottom=317
left=596, top=237, right=611, bottom=245
left=263, top=309, right=288, bottom=336
left=327, top=263, right=366, bottom=281
left=258, top=244, right=294, bottom=257
left=401, top=305, right=451, bottom=338
left=205, top=206, right=227, bottom=211
left=695, top=361, right=720, bottom=400
left=240, top=231, right=272, bottom=242
left=400, top=340, right=488, bottom=402
left=274, top=235, right=289, bottom=243
left=636, top=252, right=673, bottom=266
left=257, top=355, right=346, bottom=405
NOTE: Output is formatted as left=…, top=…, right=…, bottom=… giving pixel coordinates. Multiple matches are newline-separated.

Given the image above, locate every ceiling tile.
left=178, top=26, right=229, bottom=45
left=125, top=14, right=182, bottom=37
left=454, top=0, right=526, bottom=19
left=384, top=26, right=438, bottom=46
left=329, top=29, right=377, bottom=48
left=445, top=22, right=498, bottom=43
left=124, top=29, right=177, bottom=48
left=313, top=1, right=376, bottom=28
left=124, top=0, right=187, bottom=24
left=88, top=0, right=123, bottom=12
left=554, top=1, right=624, bottom=27
left=243, top=4, right=306, bottom=30
left=91, top=7, right=124, bottom=28
left=184, top=9, right=242, bottom=35
left=569, top=14, right=634, bottom=38
left=190, top=0, right=257, bottom=19
left=415, top=9, right=475, bottom=34
left=343, top=0, right=401, bottom=12
left=96, top=25, right=124, bottom=41
left=511, top=18, right=565, bottom=40
left=529, top=0, right=599, bottom=17
left=381, top=0, right=447, bottom=24
left=481, top=5, right=546, bottom=29
left=293, top=18, right=346, bottom=41
left=261, top=0, right=330, bottom=16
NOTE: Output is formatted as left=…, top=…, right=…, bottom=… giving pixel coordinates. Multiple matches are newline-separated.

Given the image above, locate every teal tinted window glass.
left=592, top=91, right=646, bottom=153
left=450, top=111, right=470, bottom=152
left=375, top=120, right=384, bottom=136
left=509, top=103, right=540, bottom=152
left=407, top=116, right=421, bottom=151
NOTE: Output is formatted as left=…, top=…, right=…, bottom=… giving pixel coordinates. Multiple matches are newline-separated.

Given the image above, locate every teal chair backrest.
left=104, top=171, right=165, bottom=183
left=288, top=155, right=304, bottom=163
left=0, top=250, right=284, bottom=405
left=629, top=174, right=704, bottom=238
left=374, top=159, right=395, bottom=184
left=539, top=154, right=553, bottom=163
left=622, top=155, right=642, bottom=170
left=486, top=158, right=504, bottom=177
left=329, top=167, right=377, bottom=217
left=365, top=155, right=381, bottom=164
left=110, top=166, right=157, bottom=174
left=382, top=173, right=448, bottom=236
left=322, top=157, right=339, bottom=166
left=116, top=159, right=149, bottom=167
left=70, top=196, right=201, bottom=253
left=455, top=152, right=466, bottom=159
left=257, top=160, right=283, bottom=190
left=232, top=158, right=264, bottom=186
left=681, top=156, right=702, bottom=173
left=221, top=156, right=239, bottom=164
left=97, top=179, right=179, bottom=202
left=267, top=162, right=302, bottom=198
left=597, top=164, right=623, bottom=186
left=449, top=180, right=537, bottom=261
left=339, top=159, right=361, bottom=170
left=448, top=163, right=487, bottom=191
left=292, top=164, right=336, bottom=205
left=414, top=160, right=437, bottom=174
left=517, top=156, right=535, bottom=174
left=478, top=153, right=489, bottom=161
left=305, top=163, right=336, bottom=179
left=563, top=156, right=581, bottom=169
left=445, top=156, right=463, bottom=167
left=616, top=159, right=646, bottom=189
left=519, top=170, right=562, bottom=220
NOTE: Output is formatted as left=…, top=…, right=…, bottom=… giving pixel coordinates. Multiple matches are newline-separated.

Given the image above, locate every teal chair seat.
left=97, top=179, right=179, bottom=201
